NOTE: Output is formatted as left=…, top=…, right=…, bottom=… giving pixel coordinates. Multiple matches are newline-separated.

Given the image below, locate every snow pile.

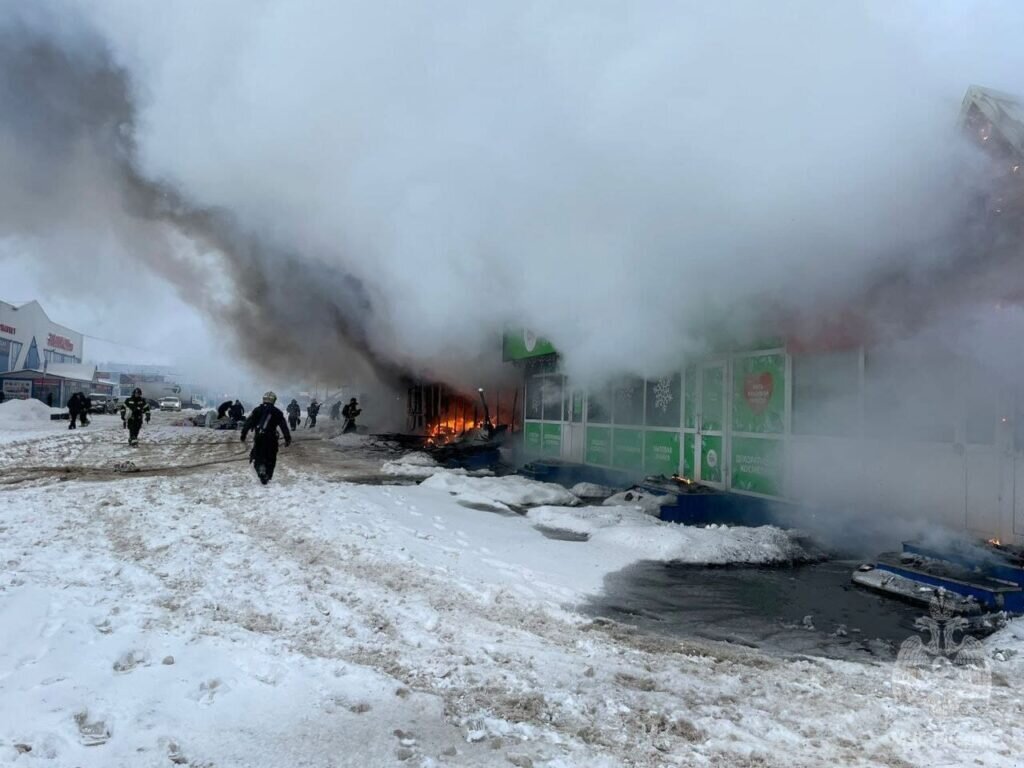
left=603, top=487, right=676, bottom=516
left=527, top=505, right=809, bottom=565
left=381, top=452, right=443, bottom=478
left=421, top=472, right=579, bottom=508
left=569, top=482, right=617, bottom=500
left=0, top=397, right=54, bottom=424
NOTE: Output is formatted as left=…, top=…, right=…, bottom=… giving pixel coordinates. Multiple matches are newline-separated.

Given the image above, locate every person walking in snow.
left=79, top=394, right=92, bottom=427
left=286, top=398, right=301, bottom=431
left=120, top=388, right=151, bottom=446
left=306, top=399, right=320, bottom=428
left=241, top=391, right=291, bottom=485
left=66, top=391, right=84, bottom=430
left=330, top=401, right=342, bottom=421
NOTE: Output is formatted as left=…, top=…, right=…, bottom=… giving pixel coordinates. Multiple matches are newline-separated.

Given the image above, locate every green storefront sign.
left=731, top=436, right=784, bottom=496
left=613, top=428, right=644, bottom=471
left=503, top=330, right=557, bottom=361
left=732, top=353, right=785, bottom=433
left=700, top=434, right=722, bottom=483
left=524, top=422, right=542, bottom=454
left=585, top=426, right=611, bottom=465
left=644, top=430, right=679, bottom=476
left=541, top=423, right=561, bottom=457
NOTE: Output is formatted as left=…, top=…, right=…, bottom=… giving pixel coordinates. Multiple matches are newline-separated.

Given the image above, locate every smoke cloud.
left=2, top=1, right=1024, bottom=390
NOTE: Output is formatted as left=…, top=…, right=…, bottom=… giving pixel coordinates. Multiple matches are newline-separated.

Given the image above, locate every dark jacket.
left=286, top=401, right=301, bottom=417
left=217, top=400, right=232, bottom=419
left=307, top=402, right=320, bottom=416
left=342, top=403, right=361, bottom=420
left=242, top=403, right=291, bottom=445
left=229, top=402, right=245, bottom=420
left=67, top=393, right=83, bottom=414
left=120, top=395, right=151, bottom=423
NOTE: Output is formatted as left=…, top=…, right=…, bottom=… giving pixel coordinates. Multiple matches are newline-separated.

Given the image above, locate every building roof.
left=41, top=363, right=96, bottom=382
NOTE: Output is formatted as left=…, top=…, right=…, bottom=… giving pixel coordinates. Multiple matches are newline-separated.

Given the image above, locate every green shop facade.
left=506, top=331, right=1024, bottom=545
left=513, top=341, right=788, bottom=498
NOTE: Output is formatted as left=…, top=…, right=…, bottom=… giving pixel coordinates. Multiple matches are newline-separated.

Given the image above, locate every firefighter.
left=120, top=388, right=151, bottom=446
left=228, top=399, right=245, bottom=426
left=330, top=401, right=342, bottom=421
left=217, top=400, right=233, bottom=419
left=79, top=394, right=92, bottom=427
left=241, top=391, right=291, bottom=485
left=66, top=392, right=84, bottom=430
left=286, top=398, right=301, bottom=431
left=306, top=399, right=320, bottom=428
left=341, top=397, right=361, bottom=434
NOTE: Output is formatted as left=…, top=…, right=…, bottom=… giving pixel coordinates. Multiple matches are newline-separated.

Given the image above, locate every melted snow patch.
left=421, top=473, right=579, bottom=508
left=527, top=505, right=808, bottom=565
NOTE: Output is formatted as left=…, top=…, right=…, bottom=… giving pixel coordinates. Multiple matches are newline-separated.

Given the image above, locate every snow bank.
left=0, top=398, right=54, bottom=424
left=569, top=482, right=617, bottom=500
left=381, top=452, right=443, bottom=478
left=602, top=487, right=676, bottom=516
left=527, top=505, right=809, bottom=565
left=421, top=472, right=579, bottom=508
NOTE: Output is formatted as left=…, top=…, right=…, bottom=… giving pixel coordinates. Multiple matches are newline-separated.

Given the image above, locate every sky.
left=2, top=1, right=1024, bottom=394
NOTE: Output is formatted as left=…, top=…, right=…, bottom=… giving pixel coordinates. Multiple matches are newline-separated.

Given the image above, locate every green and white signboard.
left=585, top=426, right=611, bottom=465
left=503, top=329, right=557, bottom=361
left=731, top=436, right=784, bottom=496
left=732, top=353, right=785, bottom=433
left=644, top=431, right=680, bottom=476
left=612, top=428, right=643, bottom=471
left=524, top=422, right=542, bottom=454
left=541, top=423, right=561, bottom=457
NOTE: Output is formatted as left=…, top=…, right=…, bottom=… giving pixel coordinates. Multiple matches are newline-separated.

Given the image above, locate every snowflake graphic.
left=653, top=377, right=674, bottom=413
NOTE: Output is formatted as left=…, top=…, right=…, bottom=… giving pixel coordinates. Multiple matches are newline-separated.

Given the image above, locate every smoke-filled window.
left=542, top=376, right=564, bottom=421
left=587, top=384, right=612, bottom=424
left=525, top=374, right=543, bottom=420
left=613, top=376, right=644, bottom=426
left=792, top=350, right=860, bottom=437
left=645, top=373, right=681, bottom=428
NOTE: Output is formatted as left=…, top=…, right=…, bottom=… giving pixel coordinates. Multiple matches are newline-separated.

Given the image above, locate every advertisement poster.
left=585, top=426, right=611, bottom=465
left=732, top=354, right=785, bottom=433
left=731, top=436, right=785, bottom=496
left=2, top=380, right=31, bottom=400
left=541, top=423, right=561, bottom=457
left=644, top=430, right=679, bottom=476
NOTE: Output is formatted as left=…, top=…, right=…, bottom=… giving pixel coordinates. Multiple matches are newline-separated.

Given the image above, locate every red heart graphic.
left=743, top=372, right=773, bottom=414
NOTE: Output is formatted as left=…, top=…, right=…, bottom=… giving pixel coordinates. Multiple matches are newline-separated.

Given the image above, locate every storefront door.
left=697, top=362, right=726, bottom=486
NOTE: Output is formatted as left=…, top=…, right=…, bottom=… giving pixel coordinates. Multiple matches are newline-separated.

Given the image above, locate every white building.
left=0, top=300, right=89, bottom=406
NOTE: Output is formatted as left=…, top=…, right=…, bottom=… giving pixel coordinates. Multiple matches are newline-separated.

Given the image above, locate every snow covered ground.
left=1, top=420, right=1023, bottom=766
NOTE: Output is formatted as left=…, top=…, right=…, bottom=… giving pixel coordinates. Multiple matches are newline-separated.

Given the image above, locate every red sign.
left=743, top=372, right=774, bottom=414
left=47, top=333, right=74, bottom=352
left=0, top=323, right=14, bottom=335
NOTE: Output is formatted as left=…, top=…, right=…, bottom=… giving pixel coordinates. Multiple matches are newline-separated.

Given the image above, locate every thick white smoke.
left=4, top=1, right=1024, bottom=388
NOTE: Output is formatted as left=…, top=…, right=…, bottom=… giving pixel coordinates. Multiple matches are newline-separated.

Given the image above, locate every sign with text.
left=644, top=430, right=680, bottom=476
left=46, top=333, right=75, bottom=352
left=524, top=422, right=542, bottom=454
left=585, top=426, right=611, bottom=466
left=731, top=436, right=784, bottom=497
left=2, top=380, right=31, bottom=399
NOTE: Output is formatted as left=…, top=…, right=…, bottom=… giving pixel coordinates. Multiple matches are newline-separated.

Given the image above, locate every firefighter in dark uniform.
left=66, top=392, right=84, bottom=430
left=341, top=397, right=361, bottom=433
left=286, top=398, right=301, bottom=431
left=241, top=391, right=291, bottom=485
left=120, top=388, right=151, bottom=446
left=306, top=399, right=320, bottom=428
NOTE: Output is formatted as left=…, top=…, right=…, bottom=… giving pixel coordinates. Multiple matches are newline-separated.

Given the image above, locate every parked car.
left=88, top=394, right=120, bottom=414
left=159, top=396, right=182, bottom=411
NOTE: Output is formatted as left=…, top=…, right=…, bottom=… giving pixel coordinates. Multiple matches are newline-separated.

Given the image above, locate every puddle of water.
left=585, top=559, right=949, bottom=661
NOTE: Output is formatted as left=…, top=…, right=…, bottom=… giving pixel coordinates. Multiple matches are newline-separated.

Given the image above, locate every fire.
left=989, top=537, right=1002, bottom=547
left=425, top=417, right=477, bottom=446
left=671, top=474, right=695, bottom=486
